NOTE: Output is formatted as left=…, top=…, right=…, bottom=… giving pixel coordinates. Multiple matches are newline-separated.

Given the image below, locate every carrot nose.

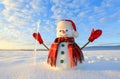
left=61, top=30, right=65, bottom=34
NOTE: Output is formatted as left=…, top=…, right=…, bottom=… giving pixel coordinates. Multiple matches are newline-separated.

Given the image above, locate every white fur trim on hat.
left=74, top=31, right=79, bottom=38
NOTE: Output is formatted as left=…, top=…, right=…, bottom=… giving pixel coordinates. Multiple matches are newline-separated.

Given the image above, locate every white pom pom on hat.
left=61, top=19, right=79, bottom=38
left=73, top=31, right=79, bottom=38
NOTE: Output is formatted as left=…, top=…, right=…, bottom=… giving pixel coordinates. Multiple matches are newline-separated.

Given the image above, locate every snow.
left=0, top=50, right=120, bottom=79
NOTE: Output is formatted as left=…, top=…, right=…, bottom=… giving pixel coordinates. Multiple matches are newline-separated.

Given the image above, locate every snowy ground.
left=0, top=50, right=120, bottom=79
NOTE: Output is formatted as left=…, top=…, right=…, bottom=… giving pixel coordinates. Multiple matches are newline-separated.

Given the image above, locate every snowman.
left=33, top=19, right=102, bottom=69
left=47, top=19, right=84, bottom=69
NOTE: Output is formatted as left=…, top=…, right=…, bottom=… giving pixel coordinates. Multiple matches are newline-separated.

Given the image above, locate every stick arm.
left=81, top=28, right=102, bottom=50
left=42, top=43, right=49, bottom=50
left=81, top=41, right=90, bottom=50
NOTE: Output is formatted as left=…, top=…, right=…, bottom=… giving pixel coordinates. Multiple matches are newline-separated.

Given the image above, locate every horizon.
left=0, top=0, right=120, bottom=49
left=0, top=45, right=120, bottom=51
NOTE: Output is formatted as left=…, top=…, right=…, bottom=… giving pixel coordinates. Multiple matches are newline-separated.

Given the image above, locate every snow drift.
left=0, top=50, right=120, bottom=79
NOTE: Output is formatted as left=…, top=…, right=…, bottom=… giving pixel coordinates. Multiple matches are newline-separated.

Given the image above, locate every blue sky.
left=0, top=0, right=120, bottom=49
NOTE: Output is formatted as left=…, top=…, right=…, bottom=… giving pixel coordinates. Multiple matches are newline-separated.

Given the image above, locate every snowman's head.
left=56, top=20, right=78, bottom=38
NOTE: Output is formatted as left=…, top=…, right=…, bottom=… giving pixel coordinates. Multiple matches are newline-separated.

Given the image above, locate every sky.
left=0, top=0, right=120, bottom=49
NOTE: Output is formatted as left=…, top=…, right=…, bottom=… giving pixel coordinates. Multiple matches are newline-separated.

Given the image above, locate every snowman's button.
left=61, top=44, right=65, bottom=47
left=61, top=51, right=64, bottom=55
left=60, top=60, right=64, bottom=63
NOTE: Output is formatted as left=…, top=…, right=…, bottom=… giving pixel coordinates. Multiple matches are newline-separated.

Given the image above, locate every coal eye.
left=66, top=29, right=68, bottom=32
left=59, top=30, right=61, bottom=32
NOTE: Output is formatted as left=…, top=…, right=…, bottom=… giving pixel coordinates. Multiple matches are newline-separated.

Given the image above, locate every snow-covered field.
left=0, top=50, right=120, bottom=79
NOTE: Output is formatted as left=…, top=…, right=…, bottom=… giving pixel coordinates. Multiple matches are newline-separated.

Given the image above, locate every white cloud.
left=78, top=12, right=85, bottom=17
left=51, top=0, right=86, bottom=20
left=1, top=0, right=48, bottom=26
left=43, top=25, right=55, bottom=33
left=0, top=0, right=48, bottom=49
left=29, top=0, right=46, bottom=13
left=99, top=18, right=106, bottom=23
left=118, top=20, right=120, bottom=23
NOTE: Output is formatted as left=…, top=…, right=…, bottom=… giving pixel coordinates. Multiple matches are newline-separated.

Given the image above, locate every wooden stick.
left=81, top=41, right=90, bottom=50
left=42, top=43, right=49, bottom=50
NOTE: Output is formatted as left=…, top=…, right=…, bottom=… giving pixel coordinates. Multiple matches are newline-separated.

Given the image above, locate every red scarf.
left=47, top=37, right=84, bottom=68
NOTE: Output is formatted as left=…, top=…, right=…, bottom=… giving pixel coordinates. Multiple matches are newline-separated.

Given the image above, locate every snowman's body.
left=47, top=20, right=84, bottom=69
left=56, top=42, right=70, bottom=69
left=55, top=20, right=74, bottom=69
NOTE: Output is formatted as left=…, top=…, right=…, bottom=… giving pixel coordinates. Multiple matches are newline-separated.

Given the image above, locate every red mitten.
left=88, top=28, right=102, bottom=42
left=33, top=32, right=43, bottom=44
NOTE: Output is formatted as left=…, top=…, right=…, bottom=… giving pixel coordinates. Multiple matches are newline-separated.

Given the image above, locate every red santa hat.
left=61, top=19, right=79, bottom=38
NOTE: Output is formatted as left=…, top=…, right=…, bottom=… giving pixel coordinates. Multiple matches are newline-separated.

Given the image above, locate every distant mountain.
left=0, top=45, right=120, bottom=51
left=0, top=49, right=48, bottom=51
left=84, top=45, right=120, bottom=50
